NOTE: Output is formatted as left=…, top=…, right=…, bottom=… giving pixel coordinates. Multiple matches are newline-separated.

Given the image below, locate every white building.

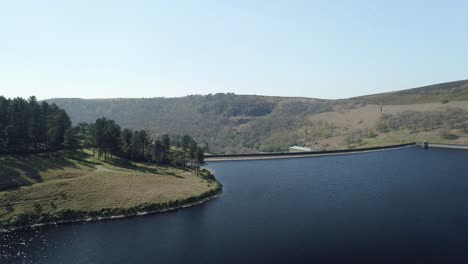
left=289, top=146, right=312, bottom=152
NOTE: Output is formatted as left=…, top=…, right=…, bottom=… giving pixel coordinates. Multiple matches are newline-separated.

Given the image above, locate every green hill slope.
left=354, top=79, right=468, bottom=105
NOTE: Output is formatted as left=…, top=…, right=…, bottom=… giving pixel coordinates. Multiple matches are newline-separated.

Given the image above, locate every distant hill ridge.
left=354, top=79, right=468, bottom=105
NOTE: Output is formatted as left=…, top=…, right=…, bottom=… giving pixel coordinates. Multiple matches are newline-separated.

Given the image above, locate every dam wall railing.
left=206, top=142, right=418, bottom=161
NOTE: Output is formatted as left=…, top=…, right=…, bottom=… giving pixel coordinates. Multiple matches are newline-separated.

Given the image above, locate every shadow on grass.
left=105, top=158, right=184, bottom=178
left=444, top=134, right=460, bottom=140
left=0, top=156, right=70, bottom=191
left=0, top=165, right=28, bottom=191
left=67, top=151, right=101, bottom=168
left=106, top=159, right=160, bottom=174
left=0, top=150, right=94, bottom=191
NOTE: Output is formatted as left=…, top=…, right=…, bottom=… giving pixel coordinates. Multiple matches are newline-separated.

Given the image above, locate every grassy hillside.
left=354, top=79, right=468, bottom=105
left=46, top=80, right=468, bottom=153
left=0, top=150, right=221, bottom=229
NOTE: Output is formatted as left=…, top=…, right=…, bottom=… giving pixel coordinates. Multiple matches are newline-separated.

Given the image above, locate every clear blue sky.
left=1, top=0, right=467, bottom=100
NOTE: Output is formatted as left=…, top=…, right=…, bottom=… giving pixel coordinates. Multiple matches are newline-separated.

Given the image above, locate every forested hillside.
left=46, top=80, right=468, bottom=153
left=47, top=94, right=338, bottom=153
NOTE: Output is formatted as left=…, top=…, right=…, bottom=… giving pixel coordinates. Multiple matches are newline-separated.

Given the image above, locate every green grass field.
left=345, top=128, right=468, bottom=149
left=0, top=150, right=221, bottom=229
left=354, top=80, right=468, bottom=105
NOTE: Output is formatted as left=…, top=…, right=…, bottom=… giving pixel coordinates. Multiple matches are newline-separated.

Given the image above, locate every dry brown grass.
left=0, top=150, right=220, bottom=225
left=303, top=100, right=468, bottom=150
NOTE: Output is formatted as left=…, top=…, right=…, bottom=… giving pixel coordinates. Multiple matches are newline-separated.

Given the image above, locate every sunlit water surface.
left=2, top=147, right=468, bottom=263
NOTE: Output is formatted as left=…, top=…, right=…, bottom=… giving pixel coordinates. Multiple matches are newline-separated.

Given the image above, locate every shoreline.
left=206, top=144, right=417, bottom=162
left=0, top=188, right=223, bottom=233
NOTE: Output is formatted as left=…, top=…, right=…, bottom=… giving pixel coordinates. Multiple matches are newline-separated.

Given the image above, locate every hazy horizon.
left=0, top=78, right=460, bottom=101
left=2, top=1, right=468, bottom=100
left=7, top=78, right=466, bottom=101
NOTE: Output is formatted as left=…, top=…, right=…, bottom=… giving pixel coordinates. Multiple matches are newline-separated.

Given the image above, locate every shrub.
left=198, top=169, right=215, bottom=180
left=33, top=203, right=43, bottom=214
left=4, top=202, right=14, bottom=213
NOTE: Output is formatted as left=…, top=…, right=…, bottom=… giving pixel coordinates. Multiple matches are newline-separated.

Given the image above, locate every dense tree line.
left=72, top=118, right=207, bottom=171
left=0, top=96, right=72, bottom=154
left=0, top=95, right=206, bottom=171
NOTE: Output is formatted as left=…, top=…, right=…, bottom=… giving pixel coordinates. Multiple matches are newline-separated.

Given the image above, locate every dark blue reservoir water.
left=3, top=147, right=468, bottom=263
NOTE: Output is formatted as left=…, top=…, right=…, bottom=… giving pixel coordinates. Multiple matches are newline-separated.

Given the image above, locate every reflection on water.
left=1, top=229, right=48, bottom=263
